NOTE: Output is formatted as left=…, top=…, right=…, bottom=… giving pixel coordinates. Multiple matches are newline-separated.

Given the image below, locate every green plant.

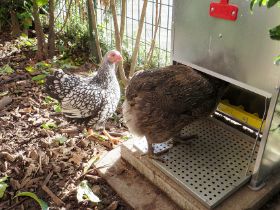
left=0, top=176, right=8, bottom=199
left=15, top=192, right=48, bottom=210
left=0, top=65, right=14, bottom=75
left=251, top=0, right=280, bottom=64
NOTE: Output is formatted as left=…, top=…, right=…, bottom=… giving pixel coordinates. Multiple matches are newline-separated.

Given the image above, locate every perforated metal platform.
left=133, top=118, right=258, bottom=209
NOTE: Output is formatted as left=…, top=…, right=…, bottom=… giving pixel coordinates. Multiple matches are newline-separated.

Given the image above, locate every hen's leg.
left=103, top=130, right=121, bottom=145
left=145, top=139, right=166, bottom=162
left=87, top=128, right=95, bottom=136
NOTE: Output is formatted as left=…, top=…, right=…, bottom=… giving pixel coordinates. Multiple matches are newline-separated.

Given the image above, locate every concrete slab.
left=94, top=146, right=181, bottom=210
left=121, top=138, right=280, bottom=210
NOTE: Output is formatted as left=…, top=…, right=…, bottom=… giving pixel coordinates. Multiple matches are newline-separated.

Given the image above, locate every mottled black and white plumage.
left=123, top=65, right=228, bottom=157
left=45, top=50, right=122, bottom=131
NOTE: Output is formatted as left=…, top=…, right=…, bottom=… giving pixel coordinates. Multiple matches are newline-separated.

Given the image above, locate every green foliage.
left=53, top=104, right=62, bottom=113
left=17, top=11, right=33, bottom=29
left=54, top=135, right=67, bottom=145
left=270, top=25, right=280, bottom=40
left=41, top=121, right=57, bottom=129
left=15, top=192, right=48, bottom=210
left=0, top=176, right=8, bottom=198
left=0, top=7, right=9, bottom=30
left=251, top=0, right=280, bottom=65
left=32, top=74, right=47, bottom=85
left=36, top=0, right=48, bottom=7
left=0, top=65, right=14, bottom=75
left=25, top=65, right=36, bottom=73
left=44, top=96, right=57, bottom=104
left=77, top=180, right=100, bottom=203
left=83, top=155, right=100, bottom=175
left=32, top=74, right=47, bottom=81
left=18, top=34, right=37, bottom=50
left=267, top=0, right=280, bottom=7
left=121, top=136, right=129, bottom=141
left=44, top=96, right=62, bottom=112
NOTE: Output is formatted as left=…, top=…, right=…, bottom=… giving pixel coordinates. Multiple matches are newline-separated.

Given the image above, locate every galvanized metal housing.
left=168, top=0, right=280, bottom=207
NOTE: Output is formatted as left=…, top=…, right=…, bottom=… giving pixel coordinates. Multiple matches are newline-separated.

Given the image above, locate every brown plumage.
left=123, top=65, right=228, bottom=157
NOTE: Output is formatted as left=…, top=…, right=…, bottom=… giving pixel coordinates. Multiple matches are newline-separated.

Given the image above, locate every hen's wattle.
left=45, top=50, right=122, bottom=131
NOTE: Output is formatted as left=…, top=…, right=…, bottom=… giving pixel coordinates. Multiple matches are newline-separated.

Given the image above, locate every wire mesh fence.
left=55, top=0, right=173, bottom=67
left=96, top=0, right=173, bottom=67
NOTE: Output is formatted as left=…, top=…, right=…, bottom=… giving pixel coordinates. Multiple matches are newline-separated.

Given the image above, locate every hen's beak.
left=115, top=54, right=123, bottom=63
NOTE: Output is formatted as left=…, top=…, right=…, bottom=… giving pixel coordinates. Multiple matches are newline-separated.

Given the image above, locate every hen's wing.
left=126, top=65, right=219, bottom=117
left=45, top=69, right=95, bottom=101
left=61, top=84, right=103, bottom=119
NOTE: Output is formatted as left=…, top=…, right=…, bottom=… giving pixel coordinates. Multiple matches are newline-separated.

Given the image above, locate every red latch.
left=209, top=0, right=238, bottom=21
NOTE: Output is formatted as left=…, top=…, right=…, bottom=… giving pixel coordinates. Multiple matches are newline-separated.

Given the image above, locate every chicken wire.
left=96, top=0, right=173, bottom=67
left=55, top=0, right=173, bottom=67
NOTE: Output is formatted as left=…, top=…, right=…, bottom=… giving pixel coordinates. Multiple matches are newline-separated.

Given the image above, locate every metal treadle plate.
left=133, top=118, right=258, bottom=209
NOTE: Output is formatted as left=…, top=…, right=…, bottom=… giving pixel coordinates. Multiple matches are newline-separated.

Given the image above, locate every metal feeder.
left=123, top=0, right=280, bottom=209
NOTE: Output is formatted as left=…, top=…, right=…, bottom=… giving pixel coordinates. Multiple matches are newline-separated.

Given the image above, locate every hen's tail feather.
left=45, top=69, right=67, bottom=101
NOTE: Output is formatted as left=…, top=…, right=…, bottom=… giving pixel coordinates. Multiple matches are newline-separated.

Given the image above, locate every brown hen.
left=123, top=65, right=228, bottom=159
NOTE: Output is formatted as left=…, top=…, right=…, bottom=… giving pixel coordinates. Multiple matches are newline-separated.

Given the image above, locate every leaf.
left=77, top=180, right=100, bottom=203
left=54, top=136, right=67, bottom=144
left=41, top=122, right=57, bottom=129
left=83, top=155, right=100, bottom=175
left=36, top=0, right=48, bottom=7
left=0, top=64, right=14, bottom=75
left=0, top=176, right=8, bottom=198
left=0, top=176, right=8, bottom=183
left=25, top=66, right=36, bottom=73
left=259, top=0, right=267, bottom=6
left=53, top=104, right=62, bottom=113
left=0, top=183, right=8, bottom=198
left=269, top=25, right=280, bottom=40
left=36, top=61, right=51, bottom=70
left=250, top=0, right=257, bottom=10
left=44, top=96, right=57, bottom=104
left=20, top=33, right=28, bottom=38
left=267, top=0, right=280, bottom=7
left=15, top=192, right=49, bottom=210
left=32, top=74, right=46, bottom=81
left=274, top=55, right=280, bottom=65
left=121, top=136, right=129, bottom=141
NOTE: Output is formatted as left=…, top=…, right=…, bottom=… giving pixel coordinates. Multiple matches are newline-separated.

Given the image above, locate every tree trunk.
left=48, top=0, right=56, bottom=58
left=87, top=0, right=97, bottom=58
left=144, top=0, right=161, bottom=67
left=33, top=0, right=47, bottom=60
left=120, top=0, right=126, bottom=42
left=88, top=0, right=102, bottom=62
left=129, top=0, right=148, bottom=77
left=11, top=11, right=21, bottom=37
left=111, top=0, right=128, bottom=85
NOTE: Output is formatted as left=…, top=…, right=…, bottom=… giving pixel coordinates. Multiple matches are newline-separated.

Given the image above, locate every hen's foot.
left=140, top=144, right=166, bottom=163
left=87, top=128, right=95, bottom=137
left=102, top=130, right=121, bottom=145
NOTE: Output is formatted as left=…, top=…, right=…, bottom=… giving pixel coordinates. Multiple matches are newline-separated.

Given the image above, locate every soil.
left=0, top=31, right=132, bottom=210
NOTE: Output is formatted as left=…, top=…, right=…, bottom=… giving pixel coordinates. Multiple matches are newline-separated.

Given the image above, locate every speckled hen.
left=123, top=65, right=228, bottom=159
left=45, top=50, right=122, bottom=143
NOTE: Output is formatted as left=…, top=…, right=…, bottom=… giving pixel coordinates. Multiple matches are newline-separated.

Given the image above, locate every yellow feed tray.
left=217, top=100, right=265, bottom=131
